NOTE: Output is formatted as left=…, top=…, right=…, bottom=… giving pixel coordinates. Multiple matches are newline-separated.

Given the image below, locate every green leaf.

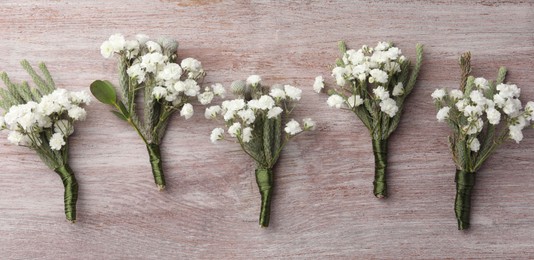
left=111, top=110, right=128, bottom=121
left=117, top=100, right=130, bottom=118
left=90, top=80, right=117, bottom=105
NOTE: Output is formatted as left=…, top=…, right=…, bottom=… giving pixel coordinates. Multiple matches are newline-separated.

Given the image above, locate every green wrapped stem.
left=372, top=138, right=388, bottom=198
left=255, top=168, right=274, bottom=228
left=54, top=164, right=78, bottom=222
left=146, top=143, right=165, bottom=190
left=455, top=169, right=476, bottom=230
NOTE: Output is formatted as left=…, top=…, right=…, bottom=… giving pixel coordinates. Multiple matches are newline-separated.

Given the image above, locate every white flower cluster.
left=0, top=89, right=90, bottom=150
left=323, top=42, right=406, bottom=117
left=433, top=79, right=534, bottom=147
left=207, top=77, right=314, bottom=144
left=101, top=33, right=222, bottom=120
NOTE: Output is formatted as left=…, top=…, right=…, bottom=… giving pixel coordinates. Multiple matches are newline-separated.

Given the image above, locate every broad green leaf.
left=90, top=80, right=117, bottom=105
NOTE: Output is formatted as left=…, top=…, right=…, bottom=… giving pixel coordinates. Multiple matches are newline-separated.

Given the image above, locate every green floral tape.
left=255, top=168, right=273, bottom=227
left=147, top=143, right=165, bottom=190
left=54, top=164, right=78, bottom=222
left=455, top=169, right=476, bottom=230
left=372, top=138, right=388, bottom=198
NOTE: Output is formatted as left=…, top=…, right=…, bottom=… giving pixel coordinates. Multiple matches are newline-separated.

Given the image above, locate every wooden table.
left=1, top=1, right=533, bottom=259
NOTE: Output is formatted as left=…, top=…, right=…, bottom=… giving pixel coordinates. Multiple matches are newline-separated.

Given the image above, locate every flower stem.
left=255, top=167, right=273, bottom=227
left=54, top=164, right=78, bottom=222
left=372, top=138, right=388, bottom=198
left=146, top=143, right=165, bottom=190
left=455, top=169, right=476, bottom=230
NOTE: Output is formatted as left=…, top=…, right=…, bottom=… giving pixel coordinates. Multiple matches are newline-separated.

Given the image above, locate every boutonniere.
left=91, top=34, right=223, bottom=190
left=0, top=61, right=90, bottom=222
left=432, top=52, right=533, bottom=230
left=207, top=76, right=314, bottom=227
left=316, top=41, right=423, bottom=198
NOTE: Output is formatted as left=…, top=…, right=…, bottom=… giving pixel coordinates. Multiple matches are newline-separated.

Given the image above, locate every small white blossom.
left=108, top=34, right=126, bottom=52
left=373, top=86, right=390, bottom=100
left=332, top=67, right=348, bottom=86
left=392, top=82, right=404, bottom=96
left=249, top=95, right=275, bottom=110
left=486, top=107, right=501, bottom=125
left=524, top=101, right=534, bottom=121
left=70, top=91, right=92, bottom=105
left=379, top=98, right=398, bottom=117
left=497, top=83, right=520, bottom=99
left=449, top=89, right=464, bottom=100
left=503, top=98, right=522, bottom=116
left=469, top=90, right=486, bottom=106
left=211, top=83, right=226, bottom=97
left=49, top=132, right=66, bottom=150
left=181, top=58, right=203, bottom=74
left=100, top=41, right=114, bottom=58
left=180, top=103, right=194, bottom=119
left=197, top=91, right=214, bottom=105
left=152, top=86, right=168, bottom=100
left=369, top=69, right=388, bottom=84
left=431, top=88, right=446, bottom=100
left=469, top=138, right=480, bottom=152
left=228, top=122, right=242, bottom=137
left=284, top=85, right=302, bottom=101
left=269, top=88, right=286, bottom=100
left=210, top=128, right=224, bottom=143
left=267, top=107, right=283, bottom=119
left=183, top=79, right=201, bottom=97
left=509, top=125, right=524, bottom=143
left=205, top=105, right=221, bottom=119
left=68, top=106, right=87, bottom=121
left=436, top=106, right=450, bottom=122
left=145, top=41, right=162, bottom=53
left=242, top=127, right=252, bottom=143
left=327, top=94, right=344, bottom=109
left=474, top=77, right=489, bottom=89
left=303, top=118, right=316, bottom=130
left=346, top=95, right=363, bottom=108
left=237, top=109, right=256, bottom=125
left=313, top=76, right=324, bottom=93
left=54, top=120, right=74, bottom=136
left=284, top=119, right=302, bottom=135
left=246, top=75, right=262, bottom=86
left=135, top=34, right=150, bottom=44
left=7, top=131, right=30, bottom=146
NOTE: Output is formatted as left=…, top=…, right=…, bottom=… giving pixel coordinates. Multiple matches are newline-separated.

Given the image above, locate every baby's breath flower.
left=313, top=76, right=324, bottom=93
left=327, top=94, right=344, bottom=108
left=180, top=103, right=194, bottom=119
left=284, top=119, right=302, bottom=135
left=210, top=128, right=224, bottom=143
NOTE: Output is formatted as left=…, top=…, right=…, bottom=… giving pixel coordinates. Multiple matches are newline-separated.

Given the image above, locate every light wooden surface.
left=1, top=1, right=533, bottom=259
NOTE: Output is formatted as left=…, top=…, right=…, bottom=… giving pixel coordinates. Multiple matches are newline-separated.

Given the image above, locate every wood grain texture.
left=1, top=0, right=534, bottom=259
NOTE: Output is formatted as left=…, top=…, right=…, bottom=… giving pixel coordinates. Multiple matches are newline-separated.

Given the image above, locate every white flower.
left=267, top=107, right=283, bottom=119
left=379, top=98, right=398, bottom=117
left=100, top=41, right=114, bottom=58
left=210, top=128, right=224, bottom=143
left=250, top=95, right=275, bottom=110
left=125, top=40, right=140, bottom=59
left=284, top=119, right=302, bottom=135
left=369, top=69, right=388, bottom=84
left=7, top=131, right=30, bottom=146
left=228, top=122, right=242, bottom=137
left=68, top=106, right=87, bottom=121
left=431, top=88, right=446, bottom=100
left=141, top=52, right=167, bottom=73
left=127, top=64, right=146, bottom=83
left=242, top=127, right=252, bottom=143
left=136, top=34, right=150, bottom=44
left=269, top=88, right=286, bottom=100
left=463, top=105, right=483, bottom=118
left=221, top=99, right=246, bottom=114
left=181, top=58, right=203, bottom=73
left=54, top=120, right=74, bottom=136
left=373, top=86, right=390, bottom=100
left=509, top=125, right=524, bottom=143
left=469, top=138, right=480, bottom=152
left=493, top=93, right=506, bottom=108
left=455, top=99, right=468, bottom=112
left=284, top=85, right=302, bottom=101
left=386, top=47, right=401, bottom=60
left=392, top=82, right=404, bottom=96
left=145, top=41, right=162, bottom=53
left=449, top=89, right=464, bottom=100
left=70, top=91, right=92, bottom=105
left=474, top=77, right=489, bottom=89
left=469, top=90, right=486, bottom=106
left=205, top=105, right=221, bottom=119
left=152, top=86, right=168, bottom=100
left=525, top=101, right=534, bottom=121
left=157, top=63, right=182, bottom=82
left=331, top=67, right=348, bottom=86
left=49, top=132, right=66, bottom=150
left=313, top=76, right=325, bottom=93
left=346, top=95, right=363, bottom=108
left=464, top=118, right=484, bottom=135
left=497, top=83, right=520, bottom=99
left=246, top=75, right=262, bottom=86
left=108, top=33, right=126, bottom=52
left=183, top=79, right=201, bottom=97
left=486, top=107, right=501, bottom=125
left=303, top=118, right=316, bottom=130
left=503, top=98, right=522, bottom=116
left=211, top=83, right=226, bottom=97
left=327, top=94, right=344, bottom=109
left=436, top=106, right=450, bottom=122
left=197, top=91, right=214, bottom=105
left=237, top=109, right=255, bottom=125
left=180, top=103, right=194, bottom=119
left=375, top=41, right=390, bottom=51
